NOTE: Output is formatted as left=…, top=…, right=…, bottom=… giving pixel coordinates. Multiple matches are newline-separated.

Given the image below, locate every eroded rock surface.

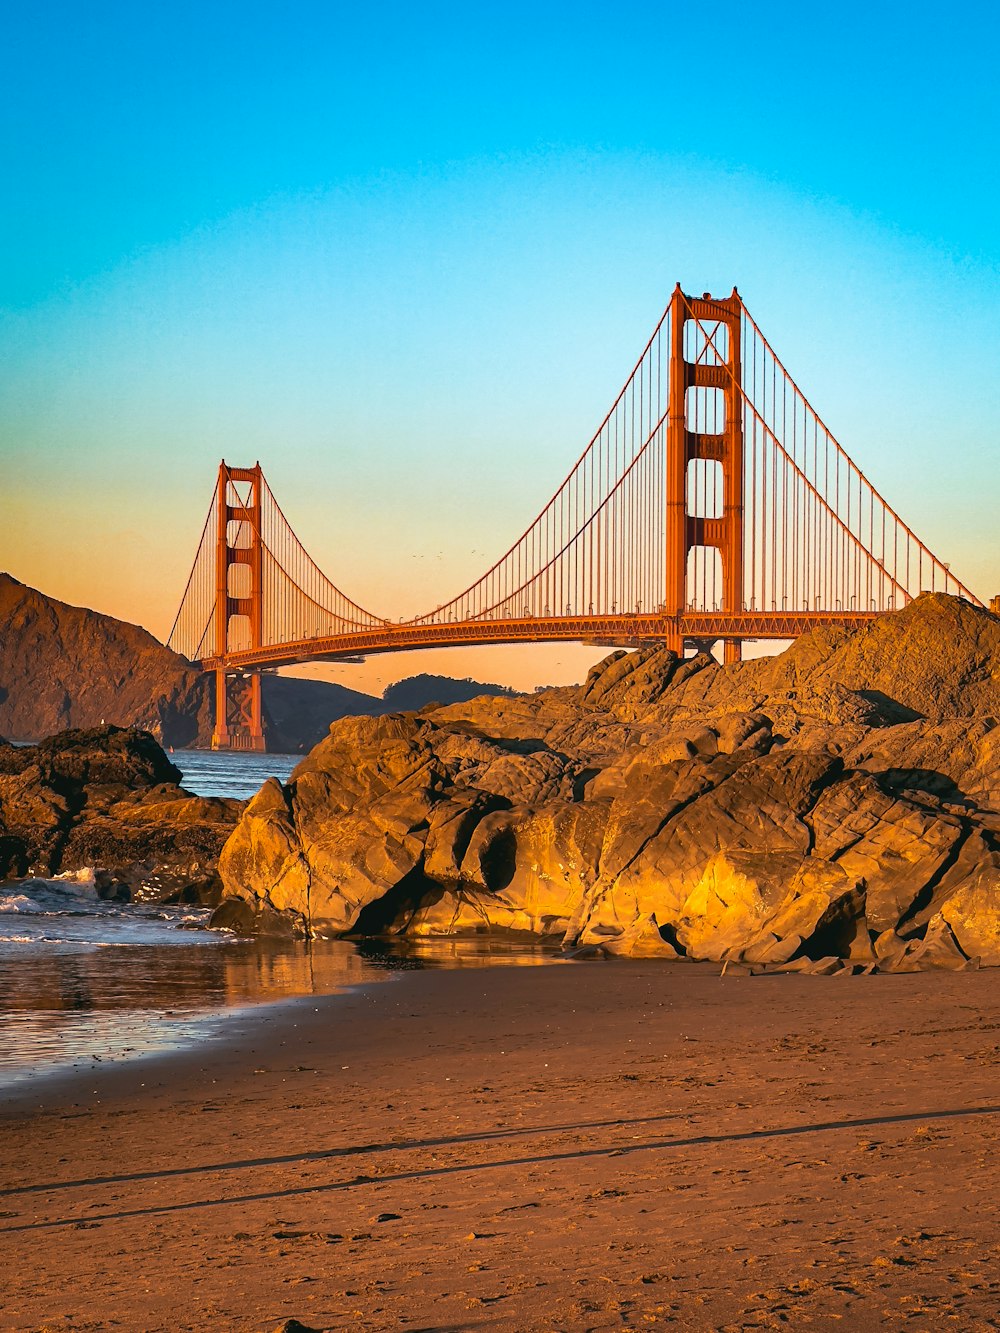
left=215, top=594, right=1000, bottom=969
left=0, top=726, right=241, bottom=900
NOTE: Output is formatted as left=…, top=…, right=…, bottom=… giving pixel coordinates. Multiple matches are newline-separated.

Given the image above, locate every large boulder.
left=0, top=725, right=241, bottom=896
left=213, top=593, right=1000, bottom=970
left=939, top=863, right=1000, bottom=966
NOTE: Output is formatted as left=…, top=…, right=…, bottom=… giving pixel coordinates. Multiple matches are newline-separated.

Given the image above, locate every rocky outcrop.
left=0, top=573, right=524, bottom=749
left=0, top=726, right=242, bottom=899
left=0, top=573, right=212, bottom=745
left=213, top=594, right=1000, bottom=971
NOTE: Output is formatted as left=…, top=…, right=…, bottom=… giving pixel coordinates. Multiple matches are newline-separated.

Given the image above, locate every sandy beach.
left=2, top=960, right=1000, bottom=1331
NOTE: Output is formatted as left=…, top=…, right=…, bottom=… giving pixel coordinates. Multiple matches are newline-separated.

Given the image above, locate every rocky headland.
left=213, top=593, right=1000, bottom=972
left=0, top=572, right=520, bottom=750
left=0, top=573, right=211, bottom=745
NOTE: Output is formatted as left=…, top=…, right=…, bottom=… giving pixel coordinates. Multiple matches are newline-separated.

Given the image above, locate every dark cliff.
left=0, top=574, right=524, bottom=750
left=0, top=573, right=210, bottom=745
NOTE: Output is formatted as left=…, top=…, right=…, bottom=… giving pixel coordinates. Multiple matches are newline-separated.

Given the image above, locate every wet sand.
left=2, top=961, right=999, bottom=1331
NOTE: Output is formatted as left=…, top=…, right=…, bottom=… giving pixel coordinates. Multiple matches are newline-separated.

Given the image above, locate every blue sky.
left=3, top=1, right=998, bottom=692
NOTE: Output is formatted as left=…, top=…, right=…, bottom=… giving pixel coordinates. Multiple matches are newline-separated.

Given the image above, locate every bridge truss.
left=168, top=284, right=978, bottom=749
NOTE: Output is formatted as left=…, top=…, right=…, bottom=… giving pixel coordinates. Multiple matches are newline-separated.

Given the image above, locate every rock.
left=0, top=725, right=241, bottom=892
left=94, top=869, right=131, bottom=903
left=939, top=865, right=1000, bottom=966
left=877, top=917, right=973, bottom=973
left=808, top=773, right=966, bottom=934
left=663, top=851, right=862, bottom=964
left=741, top=931, right=803, bottom=966
left=600, top=915, right=681, bottom=958
left=209, top=896, right=297, bottom=937
left=423, top=788, right=510, bottom=883
left=773, top=956, right=847, bottom=976
left=160, top=871, right=225, bottom=906
left=211, top=593, right=1000, bottom=971
left=578, top=750, right=839, bottom=947
left=216, top=778, right=312, bottom=931
left=219, top=716, right=449, bottom=935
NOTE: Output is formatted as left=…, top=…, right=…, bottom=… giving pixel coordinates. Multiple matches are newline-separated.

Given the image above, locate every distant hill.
left=0, top=574, right=523, bottom=751
left=253, top=674, right=518, bottom=750
left=0, top=573, right=210, bottom=745
left=381, top=673, right=516, bottom=712
left=262, top=675, right=381, bottom=751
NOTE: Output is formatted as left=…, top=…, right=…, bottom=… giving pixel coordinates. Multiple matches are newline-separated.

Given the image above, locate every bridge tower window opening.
left=685, top=386, right=725, bottom=436
left=687, top=458, right=724, bottom=520
left=686, top=545, right=723, bottom=613
left=683, top=317, right=729, bottom=367
left=226, top=562, right=252, bottom=601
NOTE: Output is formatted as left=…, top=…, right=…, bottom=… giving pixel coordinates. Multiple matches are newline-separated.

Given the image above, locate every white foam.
left=29, top=877, right=98, bottom=900
left=51, top=867, right=97, bottom=885
left=0, top=895, right=41, bottom=914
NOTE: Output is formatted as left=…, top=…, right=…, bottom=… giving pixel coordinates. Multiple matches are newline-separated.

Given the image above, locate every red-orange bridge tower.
left=169, top=285, right=979, bottom=750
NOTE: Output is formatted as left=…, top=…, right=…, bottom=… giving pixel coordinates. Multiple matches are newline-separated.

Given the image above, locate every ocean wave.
left=0, top=895, right=42, bottom=914
left=51, top=867, right=97, bottom=885
left=38, top=874, right=99, bottom=899
left=0, top=877, right=108, bottom=916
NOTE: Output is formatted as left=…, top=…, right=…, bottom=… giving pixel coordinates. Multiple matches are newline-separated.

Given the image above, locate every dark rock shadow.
left=858, top=690, right=921, bottom=724
left=350, top=866, right=445, bottom=936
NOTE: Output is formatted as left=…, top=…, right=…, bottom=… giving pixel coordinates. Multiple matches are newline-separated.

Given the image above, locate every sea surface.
left=169, top=746, right=300, bottom=799
left=0, top=750, right=561, bottom=1093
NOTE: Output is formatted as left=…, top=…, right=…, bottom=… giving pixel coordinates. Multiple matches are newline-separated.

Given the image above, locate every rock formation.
left=0, top=573, right=211, bottom=745
left=0, top=573, right=523, bottom=750
left=0, top=726, right=241, bottom=900
left=214, top=593, right=1000, bottom=971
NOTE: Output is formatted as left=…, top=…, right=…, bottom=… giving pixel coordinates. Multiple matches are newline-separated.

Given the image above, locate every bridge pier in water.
left=211, top=669, right=265, bottom=752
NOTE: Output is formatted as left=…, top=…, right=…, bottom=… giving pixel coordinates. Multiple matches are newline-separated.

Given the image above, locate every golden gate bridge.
left=168, top=285, right=979, bottom=750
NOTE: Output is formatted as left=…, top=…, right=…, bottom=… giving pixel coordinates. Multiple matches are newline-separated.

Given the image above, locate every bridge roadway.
left=199, top=609, right=880, bottom=672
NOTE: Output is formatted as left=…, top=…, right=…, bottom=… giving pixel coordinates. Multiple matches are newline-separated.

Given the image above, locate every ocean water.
left=169, top=747, right=299, bottom=800
left=0, top=751, right=563, bottom=1093
left=0, top=872, right=389, bottom=1092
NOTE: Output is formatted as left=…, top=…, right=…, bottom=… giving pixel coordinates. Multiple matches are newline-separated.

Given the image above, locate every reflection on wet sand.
left=359, top=936, right=568, bottom=969
left=1, top=938, right=375, bottom=1015
left=0, top=939, right=380, bottom=1087
left=0, top=934, right=573, bottom=1089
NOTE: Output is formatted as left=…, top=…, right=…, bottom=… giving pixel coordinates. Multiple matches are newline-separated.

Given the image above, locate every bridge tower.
left=665, top=285, right=744, bottom=663
left=211, top=461, right=265, bottom=751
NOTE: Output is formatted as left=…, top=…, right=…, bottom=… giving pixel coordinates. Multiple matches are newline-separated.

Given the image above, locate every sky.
left=3, top=1, right=999, bottom=695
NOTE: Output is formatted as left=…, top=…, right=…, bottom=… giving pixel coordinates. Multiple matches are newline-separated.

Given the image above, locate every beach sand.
left=2, top=960, right=999, bottom=1331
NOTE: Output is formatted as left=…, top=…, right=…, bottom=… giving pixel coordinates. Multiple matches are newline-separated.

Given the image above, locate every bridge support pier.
left=211, top=668, right=229, bottom=749
left=211, top=669, right=265, bottom=752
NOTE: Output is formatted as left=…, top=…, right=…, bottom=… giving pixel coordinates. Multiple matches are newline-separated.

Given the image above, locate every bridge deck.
left=199, top=610, right=880, bottom=671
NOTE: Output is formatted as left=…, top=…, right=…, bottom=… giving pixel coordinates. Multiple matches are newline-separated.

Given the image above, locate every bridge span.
left=169, top=285, right=978, bottom=749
